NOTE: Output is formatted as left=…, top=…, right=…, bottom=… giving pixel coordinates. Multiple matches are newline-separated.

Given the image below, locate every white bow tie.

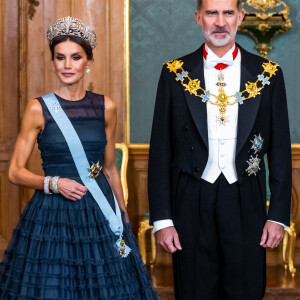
left=204, top=46, right=235, bottom=69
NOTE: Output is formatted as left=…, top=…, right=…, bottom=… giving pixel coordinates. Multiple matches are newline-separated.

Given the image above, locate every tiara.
left=47, top=16, right=97, bottom=50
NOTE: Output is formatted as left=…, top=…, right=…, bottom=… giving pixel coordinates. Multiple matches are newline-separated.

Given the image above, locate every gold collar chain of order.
left=166, top=59, right=279, bottom=125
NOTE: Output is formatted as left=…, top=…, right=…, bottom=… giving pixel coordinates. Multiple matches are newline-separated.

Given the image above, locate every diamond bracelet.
left=52, top=176, right=60, bottom=194
left=44, top=176, right=53, bottom=194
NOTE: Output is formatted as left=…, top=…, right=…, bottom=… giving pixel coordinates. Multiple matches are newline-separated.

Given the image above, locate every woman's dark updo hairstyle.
left=50, top=35, right=93, bottom=61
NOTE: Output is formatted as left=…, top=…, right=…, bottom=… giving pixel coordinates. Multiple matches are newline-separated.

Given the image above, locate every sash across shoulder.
left=42, top=92, right=131, bottom=258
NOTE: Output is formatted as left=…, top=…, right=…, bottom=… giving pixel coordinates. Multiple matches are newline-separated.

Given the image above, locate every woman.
left=0, top=16, right=158, bottom=299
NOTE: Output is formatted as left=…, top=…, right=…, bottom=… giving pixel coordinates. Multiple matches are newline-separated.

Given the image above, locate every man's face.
left=195, top=0, right=244, bottom=47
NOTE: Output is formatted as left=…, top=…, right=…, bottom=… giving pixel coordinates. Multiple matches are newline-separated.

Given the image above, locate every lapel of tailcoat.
left=236, top=46, right=263, bottom=156
left=182, top=45, right=208, bottom=149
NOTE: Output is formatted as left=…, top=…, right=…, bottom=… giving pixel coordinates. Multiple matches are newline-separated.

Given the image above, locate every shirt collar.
left=204, top=43, right=238, bottom=69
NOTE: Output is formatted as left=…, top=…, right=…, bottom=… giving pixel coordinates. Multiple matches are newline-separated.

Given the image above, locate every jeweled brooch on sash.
left=51, top=102, right=61, bottom=113
left=88, top=162, right=102, bottom=180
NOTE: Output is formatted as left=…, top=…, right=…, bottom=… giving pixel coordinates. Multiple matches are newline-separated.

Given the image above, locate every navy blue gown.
left=0, top=92, right=159, bottom=300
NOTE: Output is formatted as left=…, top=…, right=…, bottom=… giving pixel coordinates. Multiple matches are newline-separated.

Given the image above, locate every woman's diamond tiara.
left=47, top=16, right=97, bottom=50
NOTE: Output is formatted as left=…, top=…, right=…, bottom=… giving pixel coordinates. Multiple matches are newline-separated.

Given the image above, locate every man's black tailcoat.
left=148, top=44, right=292, bottom=228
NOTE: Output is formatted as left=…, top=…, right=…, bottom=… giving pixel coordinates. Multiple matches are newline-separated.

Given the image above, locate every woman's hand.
left=57, top=178, right=88, bottom=201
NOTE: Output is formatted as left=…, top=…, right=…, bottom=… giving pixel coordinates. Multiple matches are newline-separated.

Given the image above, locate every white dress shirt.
left=152, top=44, right=286, bottom=233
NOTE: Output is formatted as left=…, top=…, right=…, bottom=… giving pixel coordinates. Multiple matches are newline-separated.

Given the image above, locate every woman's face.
left=53, top=40, right=90, bottom=85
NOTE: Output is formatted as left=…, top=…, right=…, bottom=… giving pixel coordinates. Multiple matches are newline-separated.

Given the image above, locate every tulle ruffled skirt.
left=0, top=188, right=158, bottom=300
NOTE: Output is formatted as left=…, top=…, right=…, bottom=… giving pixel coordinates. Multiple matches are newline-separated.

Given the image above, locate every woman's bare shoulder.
left=104, top=96, right=116, bottom=112
left=22, top=99, right=44, bottom=128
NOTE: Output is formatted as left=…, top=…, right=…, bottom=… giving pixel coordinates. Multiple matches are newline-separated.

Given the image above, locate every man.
left=148, top=0, right=292, bottom=299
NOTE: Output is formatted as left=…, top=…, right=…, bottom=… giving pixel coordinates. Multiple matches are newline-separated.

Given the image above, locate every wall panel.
left=0, top=172, right=5, bottom=238
left=0, top=0, right=4, bottom=142
left=0, top=0, right=20, bottom=256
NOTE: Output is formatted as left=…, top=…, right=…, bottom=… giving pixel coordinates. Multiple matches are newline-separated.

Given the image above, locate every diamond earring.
left=86, top=67, right=90, bottom=74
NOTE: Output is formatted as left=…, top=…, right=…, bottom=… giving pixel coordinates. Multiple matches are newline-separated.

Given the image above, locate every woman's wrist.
left=45, top=176, right=60, bottom=194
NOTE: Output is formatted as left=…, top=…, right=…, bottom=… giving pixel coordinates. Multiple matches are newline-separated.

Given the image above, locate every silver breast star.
left=251, top=134, right=264, bottom=154
left=246, top=155, right=261, bottom=176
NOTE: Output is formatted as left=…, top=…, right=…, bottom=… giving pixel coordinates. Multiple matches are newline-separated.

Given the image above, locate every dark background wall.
left=130, top=0, right=299, bottom=143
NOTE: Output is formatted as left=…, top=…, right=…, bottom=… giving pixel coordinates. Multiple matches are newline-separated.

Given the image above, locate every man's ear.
left=195, top=10, right=202, bottom=27
left=237, top=9, right=245, bottom=26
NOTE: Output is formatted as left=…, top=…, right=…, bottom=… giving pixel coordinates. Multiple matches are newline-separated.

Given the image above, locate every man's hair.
left=197, top=0, right=243, bottom=11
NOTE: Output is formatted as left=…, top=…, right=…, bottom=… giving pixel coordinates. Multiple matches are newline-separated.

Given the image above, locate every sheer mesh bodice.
left=37, top=91, right=107, bottom=180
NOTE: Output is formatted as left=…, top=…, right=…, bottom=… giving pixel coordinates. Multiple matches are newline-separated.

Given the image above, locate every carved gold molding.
left=116, top=143, right=129, bottom=206
left=282, top=221, right=297, bottom=276
left=19, top=0, right=28, bottom=118
left=128, top=144, right=150, bottom=158
left=87, top=82, right=94, bottom=92
left=239, top=0, right=292, bottom=58
left=247, top=0, right=281, bottom=13
left=292, top=144, right=300, bottom=168
left=28, top=0, right=39, bottom=20
left=138, top=219, right=156, bottom=266
left=129, top=143, right=299, bottom=151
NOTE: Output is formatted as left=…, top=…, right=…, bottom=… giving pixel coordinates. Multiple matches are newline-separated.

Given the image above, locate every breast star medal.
left=88, top=161, right=102, bottom=180
left=246, top=155, right=261, bottom=176
left=251, top=134, right=264, bottom=154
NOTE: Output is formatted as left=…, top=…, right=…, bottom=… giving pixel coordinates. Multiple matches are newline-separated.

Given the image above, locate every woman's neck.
left=55, top=82, right=86, bottom=101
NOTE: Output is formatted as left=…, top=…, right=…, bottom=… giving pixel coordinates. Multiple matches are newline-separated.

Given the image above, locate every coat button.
left=194, top=167, right=200, bottom=172
left=191, top=146, right=195, bottom=151
left=184, top=125, right=188, bottom=131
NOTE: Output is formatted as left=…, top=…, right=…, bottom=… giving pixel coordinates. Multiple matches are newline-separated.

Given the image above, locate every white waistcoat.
left=201, top=44, right=241, bottom=184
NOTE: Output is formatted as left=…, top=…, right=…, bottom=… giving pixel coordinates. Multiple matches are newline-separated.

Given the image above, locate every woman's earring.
left=86, top=67, right=91, bottom=74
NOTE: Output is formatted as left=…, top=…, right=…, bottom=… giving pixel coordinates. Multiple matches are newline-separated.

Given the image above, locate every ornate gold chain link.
left=166, top=60, right=279, bottom=124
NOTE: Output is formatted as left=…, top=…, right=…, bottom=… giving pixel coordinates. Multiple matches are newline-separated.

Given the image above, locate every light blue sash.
left=42, top=93, right=131, bottom=258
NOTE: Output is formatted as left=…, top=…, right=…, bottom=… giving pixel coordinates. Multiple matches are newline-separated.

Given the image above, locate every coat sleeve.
left=148, top=64, right=173, bottom=225
left=267, top=67, right=292, bottom=226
